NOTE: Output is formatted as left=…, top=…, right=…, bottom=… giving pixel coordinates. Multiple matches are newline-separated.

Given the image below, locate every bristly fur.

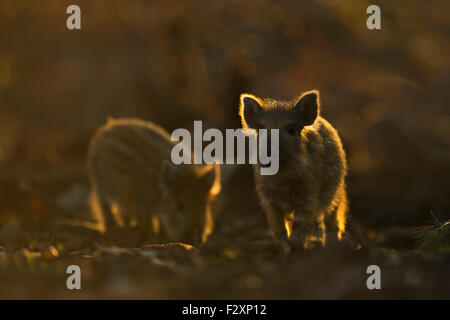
left=87, top=118, right=220, bottom=245
left=239, top=90, right=348, bottom=248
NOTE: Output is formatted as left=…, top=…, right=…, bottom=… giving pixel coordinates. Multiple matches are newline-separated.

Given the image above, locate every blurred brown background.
left=0, top=0, right=449, bottom=299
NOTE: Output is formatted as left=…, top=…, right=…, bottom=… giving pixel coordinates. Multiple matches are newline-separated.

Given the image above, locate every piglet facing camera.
left=239, top=90, right=348, bottom=248
left=87, top=118, right=220, bottom=245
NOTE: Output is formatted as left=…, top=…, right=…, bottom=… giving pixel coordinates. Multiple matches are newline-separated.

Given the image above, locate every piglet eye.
left=254, top=124, right=265, bottom=134
left=288, top=124, right=298, bottom=136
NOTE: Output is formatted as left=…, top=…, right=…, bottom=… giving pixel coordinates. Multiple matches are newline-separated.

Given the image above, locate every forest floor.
left=0, top=163, right=449, bottom=299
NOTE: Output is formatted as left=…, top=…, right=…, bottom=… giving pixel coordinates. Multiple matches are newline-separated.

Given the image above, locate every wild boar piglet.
left=87, top=118, right=220, bottom=245
left=239, top=90, right=348, bottom=248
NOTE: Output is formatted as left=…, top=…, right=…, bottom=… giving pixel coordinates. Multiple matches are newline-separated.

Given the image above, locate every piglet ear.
left=239, top=94, right=263, bottom=130
left=294, top=90, right=320, bottom=126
